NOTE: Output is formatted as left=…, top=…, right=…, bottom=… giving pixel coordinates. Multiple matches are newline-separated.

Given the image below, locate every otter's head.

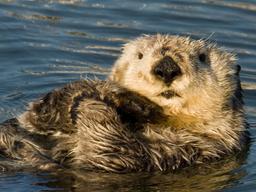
left=109, top=34, right=243, bottom=127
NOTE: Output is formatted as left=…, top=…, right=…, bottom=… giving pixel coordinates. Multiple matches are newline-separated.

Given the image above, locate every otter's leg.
left=70, top=99, right=148, bottom=172
left=0, top=119, right=59, bottom=170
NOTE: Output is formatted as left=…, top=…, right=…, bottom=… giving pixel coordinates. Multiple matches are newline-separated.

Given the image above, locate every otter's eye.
left=138, top=52, right=143, bottom=59
left=199, top=53, right=206, bottom=63
left=160, top=47, right=169, bottom=56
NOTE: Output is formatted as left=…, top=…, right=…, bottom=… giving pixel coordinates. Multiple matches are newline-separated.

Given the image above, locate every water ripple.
left=0, top=0, right=256, bottom=192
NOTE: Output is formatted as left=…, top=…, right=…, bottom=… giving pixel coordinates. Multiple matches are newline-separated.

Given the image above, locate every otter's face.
left=109, top=34, right=241, bottom=117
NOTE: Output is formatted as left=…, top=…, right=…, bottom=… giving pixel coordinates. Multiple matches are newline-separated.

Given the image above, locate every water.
left=0, top=0, right=256, bottom=191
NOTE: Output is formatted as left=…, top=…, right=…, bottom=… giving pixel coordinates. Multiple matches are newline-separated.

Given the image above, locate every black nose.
left=153, top=56, right=181, bottom=85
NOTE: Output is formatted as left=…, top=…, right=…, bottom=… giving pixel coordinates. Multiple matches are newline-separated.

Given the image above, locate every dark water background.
left=0, top=0, right=256, bottom=191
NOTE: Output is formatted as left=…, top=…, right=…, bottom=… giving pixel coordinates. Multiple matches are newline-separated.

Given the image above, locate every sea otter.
left=0, top=34, right=248, bottom=172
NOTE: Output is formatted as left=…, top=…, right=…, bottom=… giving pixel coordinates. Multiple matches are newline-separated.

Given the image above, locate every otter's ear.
left=235, top=65, right=241, bottom=76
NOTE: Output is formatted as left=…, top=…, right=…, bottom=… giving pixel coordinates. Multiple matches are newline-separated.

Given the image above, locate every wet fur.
left=0, top=34, right=249, bottom=172
left=1, top=80, right=164, bottom=171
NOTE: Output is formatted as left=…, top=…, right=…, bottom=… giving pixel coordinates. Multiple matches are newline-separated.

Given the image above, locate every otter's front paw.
left=103, top=87, right=164, bottom=125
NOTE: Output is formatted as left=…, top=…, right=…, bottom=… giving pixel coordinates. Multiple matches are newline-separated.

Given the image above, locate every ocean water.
left=0, top=0, right=256, bottom=191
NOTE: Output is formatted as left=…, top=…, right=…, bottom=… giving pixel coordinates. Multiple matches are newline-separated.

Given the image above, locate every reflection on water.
left=0, top=152, right=248, bottom=192
left=40, top=154, right=248, bottom=192
left=0, top=0, right=256, bottom=191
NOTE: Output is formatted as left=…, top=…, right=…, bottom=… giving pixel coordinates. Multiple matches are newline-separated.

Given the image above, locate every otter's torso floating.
left=0, top=34, right=248, bottom=172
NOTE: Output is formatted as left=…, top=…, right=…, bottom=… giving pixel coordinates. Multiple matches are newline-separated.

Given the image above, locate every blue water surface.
left=0, top=0, right=256, bottom=191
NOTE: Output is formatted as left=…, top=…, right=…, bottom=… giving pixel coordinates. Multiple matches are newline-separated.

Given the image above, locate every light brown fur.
left=110, top=34, right=247, bottom=151
left=0, top=34, right=248, bottom=172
